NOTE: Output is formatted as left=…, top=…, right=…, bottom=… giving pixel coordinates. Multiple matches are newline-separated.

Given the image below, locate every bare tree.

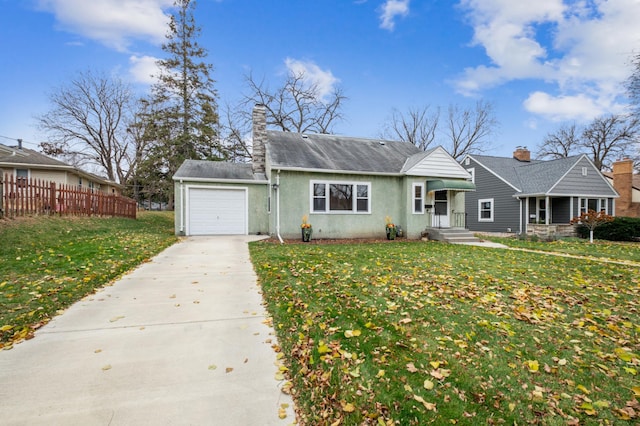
left=379, top=106, right=440, bottom=150
left=581, top=114, right=639, bottom=170
left=37, top=69, right=139, bottom=183
left=536, top=122, right=581, bottom=160
left=444, top=100, right=497, bottom=160
left=536, top=114, right=639, bottom=170
left=379, top=100, right=497, bottom=159
left=242, top=70, right=346, bottom=134
left=627, top=51, right=640, bottom=115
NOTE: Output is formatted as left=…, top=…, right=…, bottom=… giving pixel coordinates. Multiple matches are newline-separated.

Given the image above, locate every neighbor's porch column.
left=545, top=196, right=550, bottom=225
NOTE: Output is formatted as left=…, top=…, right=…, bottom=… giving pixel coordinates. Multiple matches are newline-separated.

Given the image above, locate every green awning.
left=427, top=179, right=476, bottom=192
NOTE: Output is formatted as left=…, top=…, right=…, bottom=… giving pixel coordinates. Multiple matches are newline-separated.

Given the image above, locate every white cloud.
left=284, top=58, right=340, bottom=100
left=379, top=0, right=410, bottom=31
left=129, top=55, right=160, bottom=85
left=455, top=0, right=640, bottom=122
left=36, top=0, right=172, bottom=51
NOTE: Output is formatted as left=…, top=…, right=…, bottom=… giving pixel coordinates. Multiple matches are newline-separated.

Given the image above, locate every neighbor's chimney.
left=613, top=158, right=633, bottom=211
left=513, top=146, right=530, bottom=162
left=252, top=104, right=266, bottom=174
left=17, top=139, right=23, bottom=150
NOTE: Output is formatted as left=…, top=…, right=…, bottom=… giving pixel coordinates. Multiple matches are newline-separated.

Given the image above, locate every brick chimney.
left=613, top=158, right=633, bottom=212
left=513, top=146, right=530, bottom=162
left=252, top=104, right=266, bottom=174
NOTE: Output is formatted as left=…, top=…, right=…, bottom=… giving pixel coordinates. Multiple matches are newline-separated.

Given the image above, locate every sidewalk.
left=0, top=236, right=295, bottom=425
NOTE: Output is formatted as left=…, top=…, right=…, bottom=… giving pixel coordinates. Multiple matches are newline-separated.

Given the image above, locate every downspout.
left=179, top=180, right=185, bottom=233
left=275, top=170, right=283, bottom=244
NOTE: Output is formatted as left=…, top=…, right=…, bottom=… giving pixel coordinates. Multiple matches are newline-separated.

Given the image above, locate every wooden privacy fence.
left=0, top=174, right=136, bottom=219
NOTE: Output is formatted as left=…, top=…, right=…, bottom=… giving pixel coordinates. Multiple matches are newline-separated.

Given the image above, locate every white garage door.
left=188, top=188, right=246, bottom=235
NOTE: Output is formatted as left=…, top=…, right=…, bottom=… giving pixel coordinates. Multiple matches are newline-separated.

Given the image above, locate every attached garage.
left=187, top=187, right=247, bottom=235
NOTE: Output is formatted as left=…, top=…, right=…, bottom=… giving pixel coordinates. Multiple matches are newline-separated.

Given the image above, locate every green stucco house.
left=173, top=105, right=476, bottom=240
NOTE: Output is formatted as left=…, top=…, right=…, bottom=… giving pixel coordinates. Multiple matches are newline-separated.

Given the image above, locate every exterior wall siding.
left=275, top=171, right=410, bottom=240
left=551, top=157, right=617, bottom=197
left=551, top=197, right=570, bottom=223
left=465, top=160, right=521, bottom=233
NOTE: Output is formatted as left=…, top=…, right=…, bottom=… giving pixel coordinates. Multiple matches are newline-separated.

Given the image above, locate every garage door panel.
left=188, top=188, right=246, bottom=235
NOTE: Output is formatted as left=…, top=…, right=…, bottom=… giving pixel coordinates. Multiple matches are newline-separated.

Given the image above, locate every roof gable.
left=549, top=155, right=618, bottom=197
left=403, top=146, right=472, bottom=179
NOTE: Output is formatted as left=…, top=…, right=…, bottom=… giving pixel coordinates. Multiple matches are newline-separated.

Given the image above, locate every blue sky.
left=1, top=0, right=639, bottom=158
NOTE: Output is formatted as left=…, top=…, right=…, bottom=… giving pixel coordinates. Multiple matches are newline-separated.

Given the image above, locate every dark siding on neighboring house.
left=552, top=157, right=613, bottom=196
left=551, top=198, right=570, bottom=223
left=465, top=158, right=521, bottom=233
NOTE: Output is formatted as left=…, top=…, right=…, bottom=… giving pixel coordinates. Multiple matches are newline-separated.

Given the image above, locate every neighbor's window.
left=580, top=198, right=608, bottom=214
left=311, top=181, right=370, bottom=213
left=478, top=198, right=494, bottom=222
left=15, top=169, right=28, bottom=188
left=413, top=183, right=424, bottom=214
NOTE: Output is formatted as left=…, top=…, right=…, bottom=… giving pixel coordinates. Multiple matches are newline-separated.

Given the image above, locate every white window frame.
left=478, top=198, right=494, bottom=222
left=412, top=183, right=424, bottom=214
left=310, top=180, right=371, bottom=214
left=467, top=167, right=475, bottom=183
left=580, top=198, right=608, bottom=214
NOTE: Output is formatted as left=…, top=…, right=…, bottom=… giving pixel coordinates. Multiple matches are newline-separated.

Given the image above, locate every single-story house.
left=462, top=148, right=619, bottom=236
left=173, top=104, right=476, bottom=240
left=0, top=141, right=123, bottom=195
left=603, top=158, right=640, bottom=217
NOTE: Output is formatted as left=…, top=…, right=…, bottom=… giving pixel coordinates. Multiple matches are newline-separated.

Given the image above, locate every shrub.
left=575, top=216, right=640, bottom=241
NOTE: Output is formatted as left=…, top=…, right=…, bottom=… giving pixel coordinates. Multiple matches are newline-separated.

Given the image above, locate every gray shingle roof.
left=471, top=154, right=600, bottom=195
left=0, top=145, right=72, bottom=167
left=173, top=159, right=266, bottom=181
left=266, top=131, right=422, bottom=174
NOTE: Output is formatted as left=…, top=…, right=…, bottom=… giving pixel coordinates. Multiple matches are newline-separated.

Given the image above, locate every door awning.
left=427, top=179, right=476, bottom=192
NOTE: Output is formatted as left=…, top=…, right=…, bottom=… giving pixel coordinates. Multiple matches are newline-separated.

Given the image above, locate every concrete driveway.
left=0, top=236, right=295, bottom=425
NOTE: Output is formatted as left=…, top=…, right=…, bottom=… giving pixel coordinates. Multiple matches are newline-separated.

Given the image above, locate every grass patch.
left=251, top=240, right=640, bottom=425
left=0, top=212, right=178, bottom=348
left=482, top=236, right=640, bottom=263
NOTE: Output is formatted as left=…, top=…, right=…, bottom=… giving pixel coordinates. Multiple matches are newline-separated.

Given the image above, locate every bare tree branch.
left=444, top=100, right=497, bottom=160
left=36, top=69, right=139, bottom=183
left=536, top=122, right=580, bottom=160
left=380, top=106, right=440, bottom=150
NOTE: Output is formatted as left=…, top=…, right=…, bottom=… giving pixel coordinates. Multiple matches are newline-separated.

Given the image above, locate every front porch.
left=526, top=223, right=576, bottom=238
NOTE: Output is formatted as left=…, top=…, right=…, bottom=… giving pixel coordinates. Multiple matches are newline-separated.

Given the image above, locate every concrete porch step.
left=426, top=228, right=480, bottom=244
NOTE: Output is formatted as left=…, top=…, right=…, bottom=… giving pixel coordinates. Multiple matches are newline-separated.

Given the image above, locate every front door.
left=432, top=190, right=450, bottom=228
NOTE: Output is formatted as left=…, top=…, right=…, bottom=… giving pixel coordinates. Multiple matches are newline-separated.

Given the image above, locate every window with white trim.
left=478, top=198, right=494, bottom=222
left=467, top=167, right=475, bottom=183
left=580, top=198, right=608, bottom=214
left=311, top=181, right=370, bottom=213
left=15, top=168, right=28, bottom=188
left=413, top=183, right=424, bottom=214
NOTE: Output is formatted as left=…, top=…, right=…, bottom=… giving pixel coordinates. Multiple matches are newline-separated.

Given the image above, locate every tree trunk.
left=590, top=230, right=594, bottom=243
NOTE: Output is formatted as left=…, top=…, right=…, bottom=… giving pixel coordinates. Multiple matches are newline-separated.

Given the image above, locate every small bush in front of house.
left=575, top=216, right=640, bottom=241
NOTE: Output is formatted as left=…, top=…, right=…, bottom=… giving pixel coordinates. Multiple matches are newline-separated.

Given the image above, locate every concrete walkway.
left=0, top=236, right=295, bottom=426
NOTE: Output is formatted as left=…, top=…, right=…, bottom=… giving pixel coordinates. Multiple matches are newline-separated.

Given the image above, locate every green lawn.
left=0, top=212, right=178, bottom=349
left=481, top=236, right=640, bottom=264
left=251, top=240, right=640, bottom=425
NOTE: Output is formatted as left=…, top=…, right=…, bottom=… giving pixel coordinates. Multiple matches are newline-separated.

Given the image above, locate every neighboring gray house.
left=462, top=148, right=619, bottom=236
left=173, top=105, right=476, bottom=240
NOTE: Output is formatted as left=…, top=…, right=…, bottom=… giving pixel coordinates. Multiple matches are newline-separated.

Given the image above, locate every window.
left=15, top=169, right=28, bottom=188
left=413, top=183, right=424, bottom=214
left=311, top=181, right=370, bottom=213
left=464, top=157, right=471, bottom=166
left=467, top=167, right=475, bottom=183
left=582, top=167, right=588, bottom=176
left=478, top=198, right=494, bottom=222
left=580, top=198, right=608, bottom=214
left=538, top=198, right=546, bottom=222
